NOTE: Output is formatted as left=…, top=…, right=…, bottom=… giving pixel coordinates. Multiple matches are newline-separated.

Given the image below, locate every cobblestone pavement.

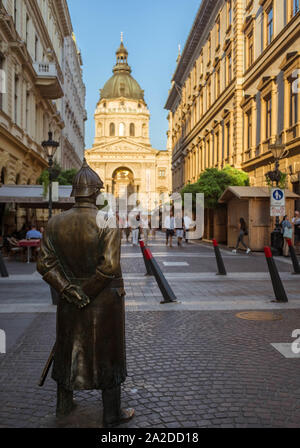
left=1, top=310, right=300, bottom=428
left=0, top=233, right=300, bottom=428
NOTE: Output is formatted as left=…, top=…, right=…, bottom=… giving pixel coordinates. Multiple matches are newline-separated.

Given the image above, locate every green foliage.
left=181, top=165, right=250, bottom=209
left=37, top=163, right=78, bottom=196
left=57, top=169, right=77, bottom=186
left=265, top=171, right=287, bottom=190
left=222, top=165, right=250, bottom=187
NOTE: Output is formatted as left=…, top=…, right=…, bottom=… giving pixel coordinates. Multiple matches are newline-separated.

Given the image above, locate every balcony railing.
left=33, top=62, right=63, bottom=100
left=33, top=62, right=58, bottom=77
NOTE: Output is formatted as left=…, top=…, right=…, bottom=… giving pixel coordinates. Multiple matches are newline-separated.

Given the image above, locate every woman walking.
left=232, top=218, right=251, bottom=254
left=281, top=215, right=293, bottom=257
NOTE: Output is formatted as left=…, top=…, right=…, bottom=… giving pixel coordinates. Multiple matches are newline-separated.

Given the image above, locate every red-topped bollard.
left=212, top=239, right=227, bottom=276
left=287, top=239, right=300, bottom=275
left=144, top=248, right=177, bottom=304
left=264, top=246, right=288, bottom=302
left=139, top=240, right=153, bottom=276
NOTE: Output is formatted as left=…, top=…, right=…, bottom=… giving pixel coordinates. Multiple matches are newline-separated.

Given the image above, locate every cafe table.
left=18, top=239, right=41, bottom=263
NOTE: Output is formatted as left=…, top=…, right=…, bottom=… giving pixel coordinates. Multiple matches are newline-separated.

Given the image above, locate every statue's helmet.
left=71, top=158, right=104, bottom=198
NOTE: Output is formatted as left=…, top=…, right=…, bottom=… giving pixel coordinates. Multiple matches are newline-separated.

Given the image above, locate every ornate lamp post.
left=42, top=132, right=59, bottom=220
left=266, top=137, right=288, bottom=255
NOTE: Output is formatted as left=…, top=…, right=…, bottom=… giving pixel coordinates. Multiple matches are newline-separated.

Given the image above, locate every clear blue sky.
left=68, top=0, right=200, bottom=151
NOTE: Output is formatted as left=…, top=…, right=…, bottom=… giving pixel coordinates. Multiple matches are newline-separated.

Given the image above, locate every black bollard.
left=144, top=248, right=177, bottom=304
left=287, top=239, right=300, bottom=275
left=0, top=251, right=9, bottom=277
left=139, top=241, right=153, bottom=276
left=212, top=239, right=227, bottom=276
left=264, top=246, right=288, bottom=303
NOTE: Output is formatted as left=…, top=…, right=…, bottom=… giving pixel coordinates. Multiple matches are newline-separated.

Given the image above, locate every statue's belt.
left=69, top=277, right=124, bottom=289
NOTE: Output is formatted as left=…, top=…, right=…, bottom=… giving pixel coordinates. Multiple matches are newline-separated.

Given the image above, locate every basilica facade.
left=85, top=40, right=171, bottom=211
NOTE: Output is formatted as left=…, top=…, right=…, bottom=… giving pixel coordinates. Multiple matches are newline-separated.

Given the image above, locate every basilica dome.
left=100, top=41, right=145, bottom=101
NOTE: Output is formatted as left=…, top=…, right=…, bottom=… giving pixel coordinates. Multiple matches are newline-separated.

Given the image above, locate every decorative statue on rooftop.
left=37, top=159, right=134, bottom=427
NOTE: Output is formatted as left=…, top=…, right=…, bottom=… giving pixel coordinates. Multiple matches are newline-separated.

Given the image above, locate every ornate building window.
left=227, top=0, right=233, bottom=29
left=225, top=121, right=231, bottom=160
left=246, top=109, right=253, bottom=150
left=119, top=123, right=125, bottom=136
left=216, top=16, right=221, bottom=50
left=245, top=29, right=254, bottom=69
left=215, top=131, right=220, bottom=167
left=199, top=51, right=203, bottom=78
left=226, top=51, right=232, bottom=85
left=215, top=65, right=221, bottom=98
left=207, top=78, right=211, bottom=109
left=261, top=1, right=274, bottom=49
left=26, top=92, right=30, bottom=132
left=258, top=76, right=277, bottom=151
left=288, top=0, right=300, bottom=19
left=130, top=123, right=135, bottom=136
left=280, top=52, right=300, bottom=142
left=158, top=169, right=166, bottom=178
left=14, top=75, right=19, bottom=125
left=265, top=94, right=272, bottom=139
left=26, top=14, right=30, bottom=45
left=199, top=90, right=203, bottom=117
left=109, top=122, right=115, bottom=136
left=266, top=5, right=273, bottom=45
left=35, top=35, right=38, bottom=61
left=208, top=34, right=211, bottom=64
left=289, top=78, right=298, bottom=127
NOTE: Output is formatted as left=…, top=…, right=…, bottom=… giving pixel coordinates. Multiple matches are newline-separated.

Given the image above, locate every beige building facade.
left=0, top=0, right=86, bottom=189
left=165, top=0, right=300, bottom=202
left=86, top=40, right=171, bottom=211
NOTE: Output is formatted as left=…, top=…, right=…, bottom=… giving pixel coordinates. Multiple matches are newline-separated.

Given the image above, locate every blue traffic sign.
left=273, top=189, right=284, bottom=201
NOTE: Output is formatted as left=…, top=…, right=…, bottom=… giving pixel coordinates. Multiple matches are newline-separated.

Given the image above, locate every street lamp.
left=42, top=131, right=59, bottom=220
left=266, top=137, right=288, bottom=255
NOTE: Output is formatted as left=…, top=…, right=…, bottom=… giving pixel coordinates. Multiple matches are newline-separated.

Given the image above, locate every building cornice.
left=165, top=0, right=217, bottom=110
left=52, top=0, right=73, bottom=37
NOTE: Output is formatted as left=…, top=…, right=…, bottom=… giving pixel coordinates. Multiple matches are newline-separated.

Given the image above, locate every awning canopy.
left=0, top=185, right=74, bottom=209
left=219, top=186, right=300, bottom=203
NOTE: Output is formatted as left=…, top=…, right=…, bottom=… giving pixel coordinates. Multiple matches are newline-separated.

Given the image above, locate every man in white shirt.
left=164, top=211, right=175, bottom=247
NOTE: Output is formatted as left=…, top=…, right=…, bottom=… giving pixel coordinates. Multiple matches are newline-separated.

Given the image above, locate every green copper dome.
left=100, top=41, right=144, bottom=101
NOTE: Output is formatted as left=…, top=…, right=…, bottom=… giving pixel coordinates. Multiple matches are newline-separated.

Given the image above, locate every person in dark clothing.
left=232, top=218, right=251, bottom=254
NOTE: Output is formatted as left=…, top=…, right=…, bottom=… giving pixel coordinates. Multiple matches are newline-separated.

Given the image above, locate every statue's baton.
left=39, top=342, right=56, bottom=387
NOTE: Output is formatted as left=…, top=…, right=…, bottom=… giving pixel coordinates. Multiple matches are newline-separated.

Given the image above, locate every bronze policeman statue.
left=37, top=159, right=134, bottom=427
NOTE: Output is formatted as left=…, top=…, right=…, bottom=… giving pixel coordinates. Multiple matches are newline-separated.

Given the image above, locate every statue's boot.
left=56, top=384, right=75, bottom=417
left=102, top=386, right=135, bottom=427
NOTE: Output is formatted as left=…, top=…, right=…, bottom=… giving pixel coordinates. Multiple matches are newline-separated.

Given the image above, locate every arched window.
left=130, top=123, right=135, bottom=137
left=109, top=123, right=115, bottom=136
left=119, top=122, right=125, bottom=136
left=16, top=174, right=20, bottom=185
left=97, top=122, right=102, bottom=137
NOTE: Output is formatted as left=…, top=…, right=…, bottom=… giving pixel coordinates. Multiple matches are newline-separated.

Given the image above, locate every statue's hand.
left=61, top=285, right=90, bottom=309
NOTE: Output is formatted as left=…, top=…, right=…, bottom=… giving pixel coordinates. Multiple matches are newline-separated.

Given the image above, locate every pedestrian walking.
left=232, top=218, right=251, bottom=254
left=184, top=214, right=192, bottom=243
left=131, top=212, right=141, bottom=246
left=164, top=210, right=175, bottom=248
left=281, top=215, right=293, bottom=257
left=292, top=210, right=300, bottom=253
left=175, top=211, right=184, bottom=247
left=141, top=214, right=150, bottom=246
